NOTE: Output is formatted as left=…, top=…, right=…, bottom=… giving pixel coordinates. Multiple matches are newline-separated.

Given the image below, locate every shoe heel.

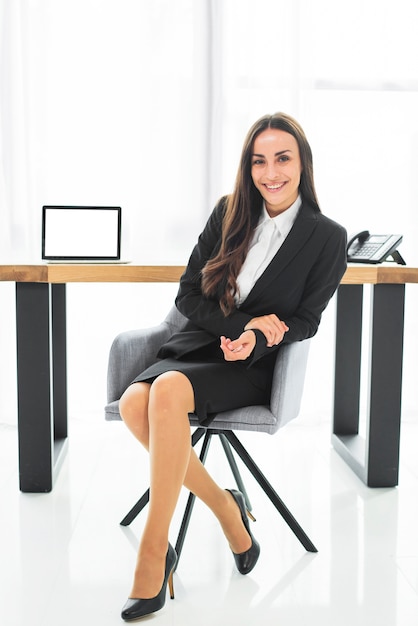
left=226, top=489, right=260, bottom=575
left=168, top=571, right=175, bottom=600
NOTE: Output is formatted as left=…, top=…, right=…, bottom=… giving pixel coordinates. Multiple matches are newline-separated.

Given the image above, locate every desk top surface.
left=1, top=263, right=418, bottom=284
left=0, top=264, right=185, bottom=283
left=340, top=265, right=418, bottom=284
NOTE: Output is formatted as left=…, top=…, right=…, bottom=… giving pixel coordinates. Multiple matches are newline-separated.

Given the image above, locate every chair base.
left=120, top=427, right=318, bottom=566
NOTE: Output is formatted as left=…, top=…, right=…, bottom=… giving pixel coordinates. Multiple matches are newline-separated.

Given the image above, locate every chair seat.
left=105, top=399, right=278, bottom=434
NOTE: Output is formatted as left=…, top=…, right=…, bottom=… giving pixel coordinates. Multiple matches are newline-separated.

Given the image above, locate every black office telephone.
left=347, top=230, right=406, bottom=264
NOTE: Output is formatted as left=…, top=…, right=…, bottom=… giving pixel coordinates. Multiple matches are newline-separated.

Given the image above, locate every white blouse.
left=235, top=195, right=302, bottom=305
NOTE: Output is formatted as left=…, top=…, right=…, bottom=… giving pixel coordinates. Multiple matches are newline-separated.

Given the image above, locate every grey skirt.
left=131, top=340, right=273, bottom=426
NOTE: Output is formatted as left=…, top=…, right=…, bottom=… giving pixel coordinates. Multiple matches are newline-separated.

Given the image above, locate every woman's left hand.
left=220, top=330, right=256, bottom=361
left=244, top=314, right=288, bottom=347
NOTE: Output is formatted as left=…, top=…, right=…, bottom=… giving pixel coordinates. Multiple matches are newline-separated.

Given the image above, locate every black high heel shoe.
left=121, top=543, right=177, bottom=621
left=226, top=489, right=260, bottom=575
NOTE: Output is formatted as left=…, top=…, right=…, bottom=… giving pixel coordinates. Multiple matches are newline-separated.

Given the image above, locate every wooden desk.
left=1, top=264, right=417, bottom=491
left=334, top=265, right=418, bottom=487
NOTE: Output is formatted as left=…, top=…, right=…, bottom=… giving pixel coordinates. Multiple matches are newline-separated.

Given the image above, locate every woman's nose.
left=266, top=162, right=278, bottom=179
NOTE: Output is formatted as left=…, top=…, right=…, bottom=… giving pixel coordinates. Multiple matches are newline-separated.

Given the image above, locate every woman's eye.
left=278, top=155, right=290, bottom=163
left=252, top=159, right=264, bottom=166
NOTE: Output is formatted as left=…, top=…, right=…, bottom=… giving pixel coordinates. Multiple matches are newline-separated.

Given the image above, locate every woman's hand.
left=220, top=330, right=256, bottom=361
left=244, top=314, right=288, bottom=347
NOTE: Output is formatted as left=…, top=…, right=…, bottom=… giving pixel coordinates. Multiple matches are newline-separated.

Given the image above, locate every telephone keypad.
left=354, top=244, right=381, bottom=259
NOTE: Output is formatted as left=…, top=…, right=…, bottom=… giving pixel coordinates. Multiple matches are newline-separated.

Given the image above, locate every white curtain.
left=1, top=0, right=418, bottom=420
left=3, top=0, right=418, bottom=262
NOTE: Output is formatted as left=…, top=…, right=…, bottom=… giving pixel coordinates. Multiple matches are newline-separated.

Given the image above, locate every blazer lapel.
left=242, top=202, right=318, bottom=306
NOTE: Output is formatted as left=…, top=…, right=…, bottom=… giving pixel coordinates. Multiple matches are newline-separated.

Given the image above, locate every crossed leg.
left=119, top=371, right=252, bottom=599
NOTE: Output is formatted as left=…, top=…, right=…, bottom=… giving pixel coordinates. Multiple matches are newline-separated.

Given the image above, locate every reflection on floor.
left=1, top=412, right=418, bottom=626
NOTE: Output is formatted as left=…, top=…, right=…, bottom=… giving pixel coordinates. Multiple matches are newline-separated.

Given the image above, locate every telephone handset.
left=347, top=230, right=406, bottom=265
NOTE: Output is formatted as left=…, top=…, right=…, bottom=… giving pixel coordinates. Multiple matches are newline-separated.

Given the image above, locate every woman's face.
left=251, top=128, right=302, bottom=217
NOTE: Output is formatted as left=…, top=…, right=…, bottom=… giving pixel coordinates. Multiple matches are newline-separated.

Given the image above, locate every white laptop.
left=42, top=205, right=127, bottom=263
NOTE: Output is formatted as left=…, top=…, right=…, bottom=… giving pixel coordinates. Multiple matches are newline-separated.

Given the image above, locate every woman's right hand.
left=244, top=314, right=289, bottom=347
left=220, top=331, right=256, bottom=361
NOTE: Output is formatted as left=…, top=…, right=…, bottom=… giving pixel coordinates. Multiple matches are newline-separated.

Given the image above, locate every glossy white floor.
left=1, top=410, right=418, bottom=626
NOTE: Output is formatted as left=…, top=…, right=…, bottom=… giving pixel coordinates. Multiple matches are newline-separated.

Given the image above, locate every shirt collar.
left=258, top=194, right=302, bottom=231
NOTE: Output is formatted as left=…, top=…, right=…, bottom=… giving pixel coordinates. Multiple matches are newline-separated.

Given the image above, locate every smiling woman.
left=117, top=110, right=347, bottom=620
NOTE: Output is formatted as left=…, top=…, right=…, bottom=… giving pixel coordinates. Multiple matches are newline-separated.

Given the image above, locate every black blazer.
left=159, top=197, right=347, bottom=367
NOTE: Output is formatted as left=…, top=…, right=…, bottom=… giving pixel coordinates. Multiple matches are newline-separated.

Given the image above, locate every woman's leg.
left=120, top=378, right=252, bottom=597
left=123, top=372, right=193, bottom=599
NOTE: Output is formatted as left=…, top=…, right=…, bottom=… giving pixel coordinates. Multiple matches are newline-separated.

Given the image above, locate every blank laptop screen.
left=42, top=206, right=121, bottom=261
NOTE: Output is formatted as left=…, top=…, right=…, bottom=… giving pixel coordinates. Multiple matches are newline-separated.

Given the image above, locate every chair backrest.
left=163, top=305, right=189, bottom=331
left=105, top=305, right=310, bottom=435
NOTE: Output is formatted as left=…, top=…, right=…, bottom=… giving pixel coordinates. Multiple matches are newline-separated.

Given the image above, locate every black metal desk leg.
left=333, top=285, right=363, bottom=436
left=52, top=284, right=68, bottom=440
left=366, top=284, right=405, bottom=487
left=332, top=283, right=405, bottom=487
left=16, top=283, right=68, bottom=492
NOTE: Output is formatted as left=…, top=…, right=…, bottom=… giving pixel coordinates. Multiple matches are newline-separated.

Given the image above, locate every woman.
left=119, top=112, right=347, bottom=620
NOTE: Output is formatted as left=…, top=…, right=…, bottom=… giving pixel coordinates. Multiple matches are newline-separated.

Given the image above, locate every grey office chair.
left=105, top=306, right=317, bottom=564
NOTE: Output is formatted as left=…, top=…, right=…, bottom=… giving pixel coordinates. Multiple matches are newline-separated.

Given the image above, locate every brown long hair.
left=201, top=112, right=320, bottom=315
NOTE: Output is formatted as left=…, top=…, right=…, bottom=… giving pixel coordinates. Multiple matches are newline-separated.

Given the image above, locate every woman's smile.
left=264, top=181, right=287, bottom=192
